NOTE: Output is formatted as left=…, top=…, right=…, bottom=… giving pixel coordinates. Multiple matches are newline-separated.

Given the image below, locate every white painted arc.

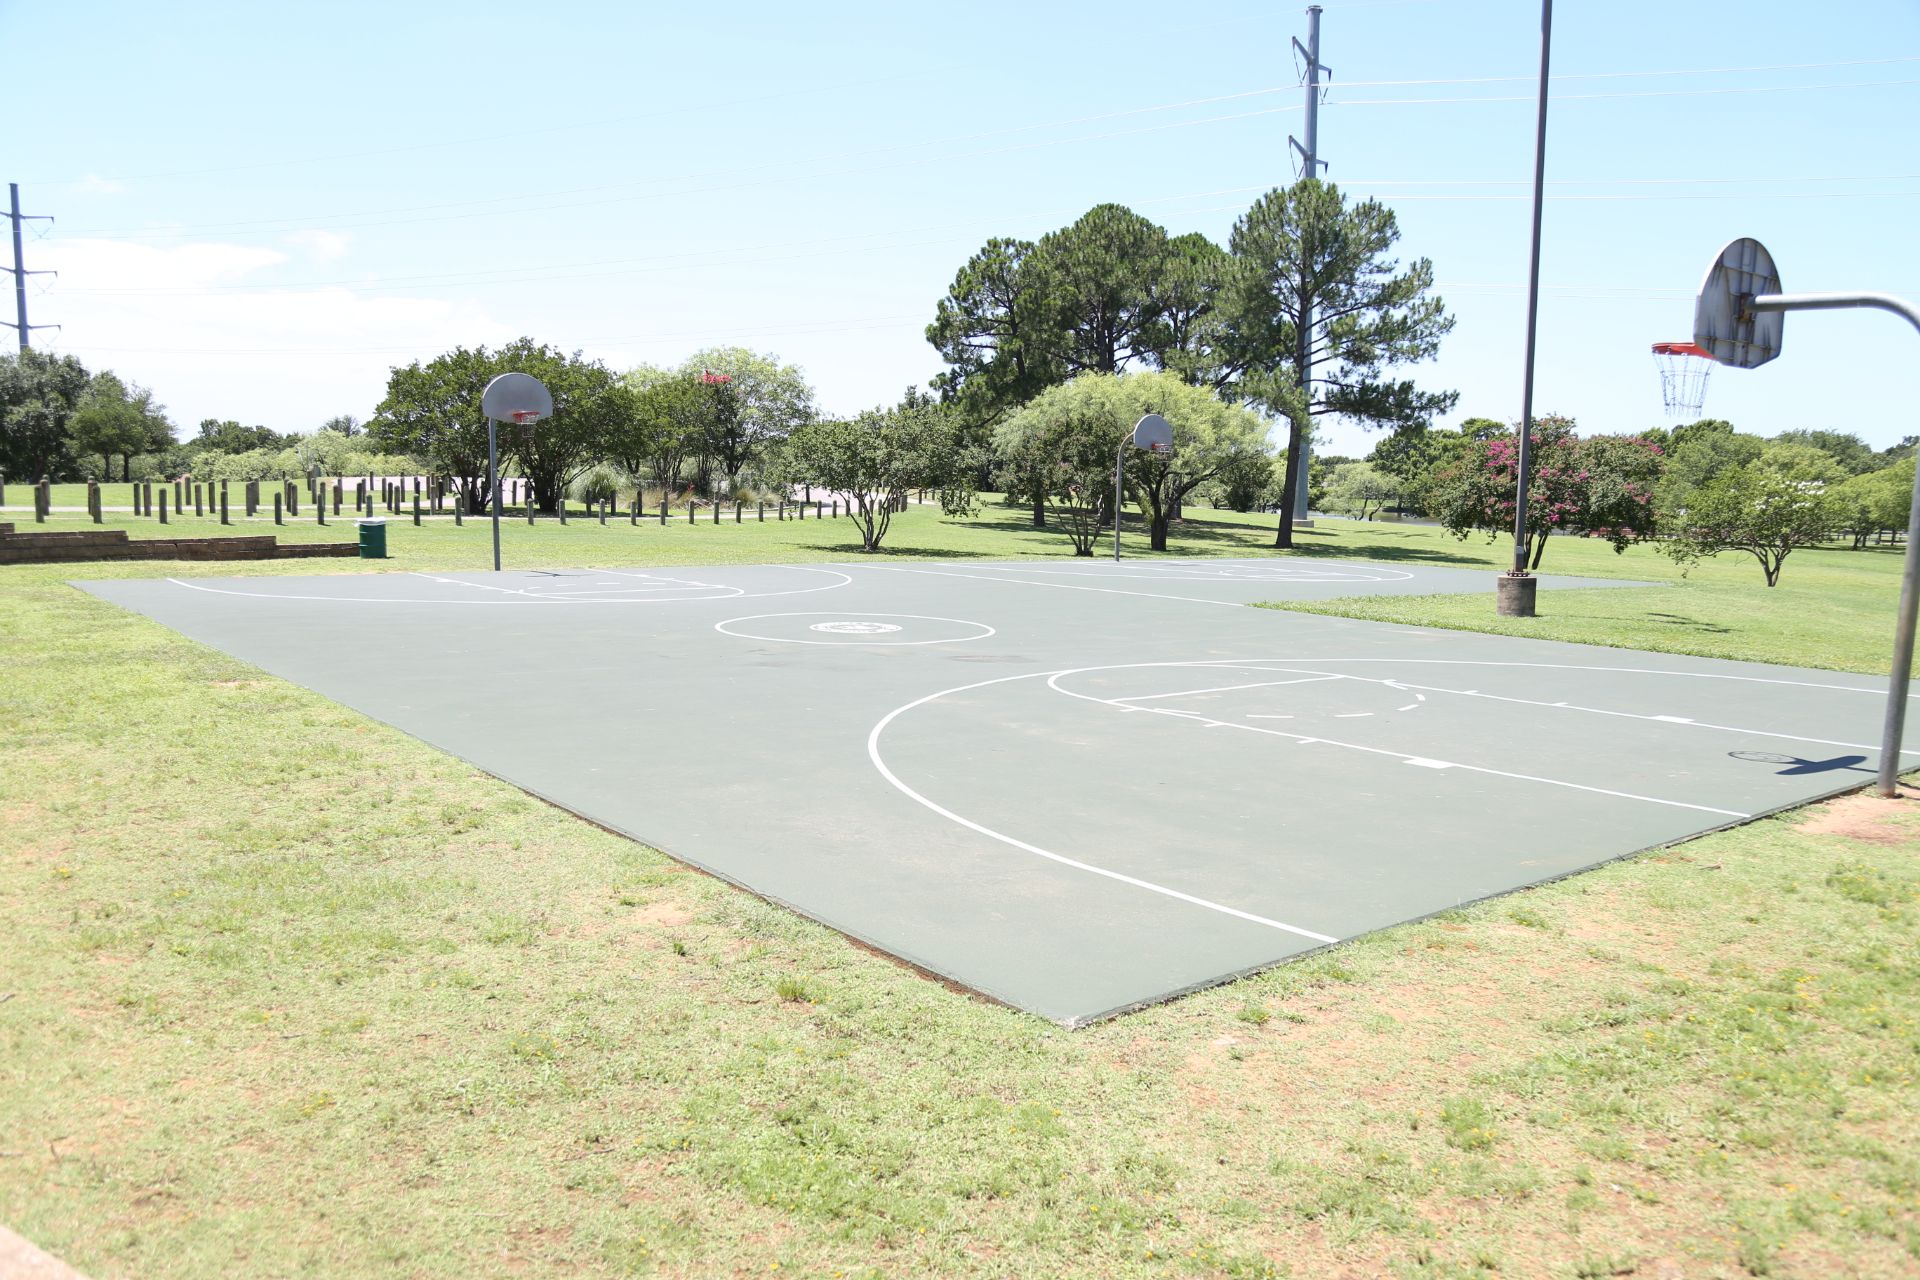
left=163, top=566, right=853, bottom=607
left=867, top=653, right=1916, bottom=938
left=864, top=673, right=1343, bottom=946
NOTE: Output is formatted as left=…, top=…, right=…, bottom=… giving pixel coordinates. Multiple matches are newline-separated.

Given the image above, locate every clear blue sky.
left=8, top=0, right=1918, bottom=455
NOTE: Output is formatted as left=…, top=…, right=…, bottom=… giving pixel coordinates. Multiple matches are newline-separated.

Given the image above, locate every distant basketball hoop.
left=511, top=409, right=543, bottom=425
left=1651, top=341, right=1713, bottom=418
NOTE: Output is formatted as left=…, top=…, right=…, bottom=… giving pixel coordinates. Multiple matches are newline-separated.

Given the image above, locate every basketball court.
left=80, top=557, right=1917, bottom=1024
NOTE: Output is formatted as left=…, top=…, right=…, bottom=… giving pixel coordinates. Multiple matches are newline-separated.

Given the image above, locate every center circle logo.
left=810, top=621, right=903, bottom=635
left=714, top=612, right=996, bottom=646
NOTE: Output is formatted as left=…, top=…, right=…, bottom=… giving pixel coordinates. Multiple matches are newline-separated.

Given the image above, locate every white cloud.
left=33, top=237, right=516, bottom=433
left=284, top=229, right=351, bottom=260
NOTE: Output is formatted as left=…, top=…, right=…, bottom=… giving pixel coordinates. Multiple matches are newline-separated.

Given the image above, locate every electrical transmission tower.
left=4, top=184, right=58, bottom=352
left=1287, top=6, right=1330, bottom=528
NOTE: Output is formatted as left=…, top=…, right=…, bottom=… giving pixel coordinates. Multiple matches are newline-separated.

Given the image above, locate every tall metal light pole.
left=1498, top=0, right=1553, bottom=617
left=1289, top=6, right=1330, bottom=530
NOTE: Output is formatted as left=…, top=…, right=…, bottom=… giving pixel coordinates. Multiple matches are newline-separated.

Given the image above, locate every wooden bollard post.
left=454, top=493, right=464, bottom=526
left=526, top=494, right=535, bottom=524
left=735, top=501, right=742, bottom=523
left=287, top=483, right=297, bottom=517
left=317, top=494, right=326, bottom=526
left=629, top=498, right=638, bottom=526
left=192, top=484, right=202, bottom=517
left=355, top=480, right=365, bottom=512
left=158, top=490, right=168, bottom=524
left=798, top=500, right=805, bottom=521
left=659, top=501, right=667, bottom=526
left=89, top=481, right=102, bottom=524
left=412, top=493, right=421, bottom=526
left=174, top=480, right=183, bottom=510
left=220, top=489, right=230, bottom=525
left=35, top=481, right=48, bottom=523
left=598, top=498, right=607, bottom=525
left=557, top=498, right=567, bottom=525
left=778, top=501, right=786, bottom=521
left=816, top=502, right=823, bottom=519
left=687, top=503, right=695, bottom=524
left=144, top=482, right=154, bottom=516
left=758, top=501, right=765, bottom=522
left=712, top=501, right=719, bottom=524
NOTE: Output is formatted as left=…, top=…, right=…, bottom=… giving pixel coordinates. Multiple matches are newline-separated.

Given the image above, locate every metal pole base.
left=1495, top=572, right=1537, bottom=617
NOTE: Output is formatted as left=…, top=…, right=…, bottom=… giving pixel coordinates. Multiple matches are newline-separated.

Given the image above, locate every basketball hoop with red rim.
left=1651, top=340, right=1714, bottom=418
left=511, top=410, right=543, bottom=424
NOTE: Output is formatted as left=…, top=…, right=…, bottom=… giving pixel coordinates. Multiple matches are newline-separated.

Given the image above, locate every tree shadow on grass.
left=1643, top=611, right=1733, bottom=634
left=831, top=541, right=1001, bottom=559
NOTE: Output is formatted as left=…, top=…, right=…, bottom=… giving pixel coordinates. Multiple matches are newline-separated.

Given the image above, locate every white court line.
left=986, top=561, right=1416, bottom=585
left=857, top=563, right=1256, bottom=609
left=162, top=566, right=853, bottom=607
left=1112, top=675, right=1341, bottom=704
left=1343, top=675, right=1920, bottom=756
left=1043, top=668, right=1752, bottom=818
left=867, top=694, right=1342, bottom=945
left=1149, top=657, right=1918, bottom=704
left=409, top=571, right=539, bottom=598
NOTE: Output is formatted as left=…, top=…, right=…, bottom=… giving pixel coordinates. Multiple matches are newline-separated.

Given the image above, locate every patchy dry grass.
left=1, top=510, right=1916, bottom=1278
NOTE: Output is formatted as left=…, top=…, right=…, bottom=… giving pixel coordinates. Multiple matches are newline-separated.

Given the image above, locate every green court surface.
left=80, top=557, right=1917, bottom=1025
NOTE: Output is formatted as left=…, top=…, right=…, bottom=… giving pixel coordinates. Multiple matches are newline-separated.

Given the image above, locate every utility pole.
left=1286, top=6, right=1330, bottom=535
left=1495, top=0, right=1553, bottom=618
left=4, top=184, right=58, bottom=351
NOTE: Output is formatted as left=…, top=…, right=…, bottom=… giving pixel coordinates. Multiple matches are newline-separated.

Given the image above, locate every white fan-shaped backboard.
left=481, top=372, right=554, bottom=423
left=1694, top=238, right=1784, bottom=369
left=1132, top=413, right=1173, bottom=451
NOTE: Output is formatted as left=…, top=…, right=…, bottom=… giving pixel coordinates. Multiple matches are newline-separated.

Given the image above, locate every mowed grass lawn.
left=2, top=501, right=1917, bottom=1279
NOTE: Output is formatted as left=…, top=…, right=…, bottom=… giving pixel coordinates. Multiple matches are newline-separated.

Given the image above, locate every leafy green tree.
left=926, top=237, right=1055, bottom=433
left=610, top=367, right=706, bottom=496
left=675, top=347, right=814, bottom=494
left=193, top=419, right=287, bottom=454
left=0, top=349, right=91, bottom=481
left=1660, top=452, right=1846, bottom=586
left=997, top=371, right=1269, bottom=552
left=1428, top=416, right=1663, bottom=568
left=1772, top=428, right=1877, bottom=475
left=776, top=400, right=974, bottom=551
left=1201, top=448, right=1277, bottom=513
left=1222, top=179, right=1457, bottom=547
left=1832, top=455, right=1916, bottom=547
left=1366, top=417, right=1500, bottom=516
left=498, top=341, right=621, bottom=513
left=1149, top=232, right=1231, bottom=386
left=70, top=373, right=148, bottom=479
left=368, top=346, right=499, bottom=510
left=1325, top=461, right=1396, bottom=520
left=1027, top=204, right=1173, bottom=378
left=319, top=414, right=362, bottom=437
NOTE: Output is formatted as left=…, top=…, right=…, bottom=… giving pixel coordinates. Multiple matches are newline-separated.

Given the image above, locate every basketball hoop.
left=1651, top=341, right=1713, bottom=418
left=511, top=410, right=543, bottom=425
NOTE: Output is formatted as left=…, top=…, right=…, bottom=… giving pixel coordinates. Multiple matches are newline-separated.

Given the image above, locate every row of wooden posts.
left=26, top=478, right=906, bottom=529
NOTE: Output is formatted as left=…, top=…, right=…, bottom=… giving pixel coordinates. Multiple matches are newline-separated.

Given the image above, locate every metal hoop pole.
left=1748, top=291, right=1920, bottom=796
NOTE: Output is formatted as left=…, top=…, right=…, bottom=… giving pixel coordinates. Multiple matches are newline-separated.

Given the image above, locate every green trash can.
left=356, top=517, right=388, bottom=559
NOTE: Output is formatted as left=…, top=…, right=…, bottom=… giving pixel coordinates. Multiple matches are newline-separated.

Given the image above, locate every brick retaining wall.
left=0, top=526, right=357, bottom=565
